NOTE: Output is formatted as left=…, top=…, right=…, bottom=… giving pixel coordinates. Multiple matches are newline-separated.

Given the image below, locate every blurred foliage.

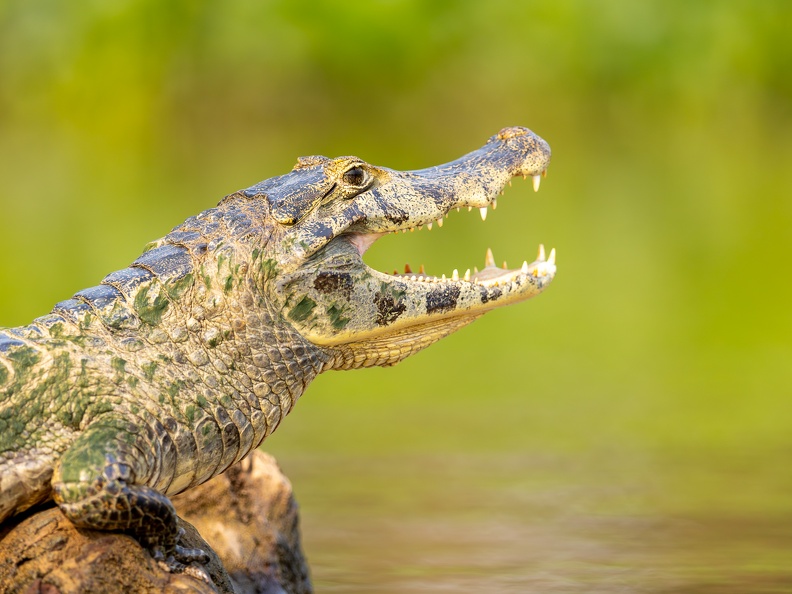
left=1, top=0, right=792, bottom=560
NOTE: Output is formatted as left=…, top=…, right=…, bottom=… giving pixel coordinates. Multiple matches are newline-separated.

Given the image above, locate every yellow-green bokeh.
left=1, top=1, right=791, bottom=588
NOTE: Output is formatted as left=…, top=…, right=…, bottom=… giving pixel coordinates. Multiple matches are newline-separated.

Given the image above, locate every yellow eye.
left=342, top=167, right=367, bottom=187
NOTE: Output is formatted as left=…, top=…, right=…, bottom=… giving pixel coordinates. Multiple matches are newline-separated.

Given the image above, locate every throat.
left=347, top=232, right=386, bottom=257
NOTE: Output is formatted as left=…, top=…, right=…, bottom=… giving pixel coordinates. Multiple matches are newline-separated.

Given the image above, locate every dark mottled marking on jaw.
left=372, top=190, right=409, bottom=224
left=313, top=222, right=333, bottom=240
left=288, top=296, right=317, bottom=323
left=384, top=211, right=409, bottom=225
left=313, top=272, right=353, bottom=299
left=425, top=285, right=462, bottom=315
left=373, top=292, right=407, bottom=326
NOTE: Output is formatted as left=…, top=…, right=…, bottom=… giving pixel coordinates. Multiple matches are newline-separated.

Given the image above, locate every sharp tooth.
left=410, top=227, right=415, bottom=232
left=418, top=225, right=423, bottom=230
left=427, top=222, right=433, bottom=230
left=404, top=264, right=412, bottom=273
left=502, top=261, right=508, bottom=269
left=452, top=269, right=459, bottom=281
left=402, top=229, right=407, bottom=233
left=419, top=264, right=425, bottom=274
left=532, top=175, right=541, bottom=192
left=492, top=199, right=497, bottom=210
left=393, top=269, right=398, bottom=275
left=473, top=266, right=479, bottom=274
left=542, top=169, right=548, bottom=178
left=456, top=207, right=460, bottom=213
left=464, top=269, right=471, bottom=281
left=436, top=218, right=443, bottom=227
left=441, top=274, right=447, bottom=281
left=548, top=248, right=556, bottom=265
left=522, top=174, right=527, bottom=180
left=508, top=180, right=512, bottom=187
left=485, top=248, right=495, bottom=268
left=538, top=244, right=546, bottom=261
left=468, top=206, right=472, bottom=212
left=479, top=207, right=488, bottom=221
left=521, top=261, right=529, bottom=274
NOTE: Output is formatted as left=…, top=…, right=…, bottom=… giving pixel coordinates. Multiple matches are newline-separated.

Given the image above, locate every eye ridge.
left=342, top=166, right=367, bottom=187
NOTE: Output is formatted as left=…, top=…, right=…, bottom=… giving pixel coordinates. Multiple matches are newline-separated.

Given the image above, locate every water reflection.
left=273, top=452, right=792, bottom=593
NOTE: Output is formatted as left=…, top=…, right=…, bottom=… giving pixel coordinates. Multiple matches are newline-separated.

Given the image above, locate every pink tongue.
left=349, top=232, right=385, bottom=256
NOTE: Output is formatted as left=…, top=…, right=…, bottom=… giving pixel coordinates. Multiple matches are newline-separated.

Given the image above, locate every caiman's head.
left=245, top=126, right=554, bottom=370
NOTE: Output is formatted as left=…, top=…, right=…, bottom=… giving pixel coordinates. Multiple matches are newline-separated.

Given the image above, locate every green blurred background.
left=1, top=1, right=791, bottom=591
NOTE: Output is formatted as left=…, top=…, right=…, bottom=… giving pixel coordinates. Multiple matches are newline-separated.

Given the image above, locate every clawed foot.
left=143, top=527, right=211, bottom=578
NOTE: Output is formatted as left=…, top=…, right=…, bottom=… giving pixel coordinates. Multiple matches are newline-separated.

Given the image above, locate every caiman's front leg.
left=50, top=419, right=208, bottom=571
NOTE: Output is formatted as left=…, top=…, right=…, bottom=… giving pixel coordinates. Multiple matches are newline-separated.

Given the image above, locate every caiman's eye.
left=342, top=166, right=367, bottom=187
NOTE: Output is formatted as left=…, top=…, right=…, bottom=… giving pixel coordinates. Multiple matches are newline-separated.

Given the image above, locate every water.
left=269, top=450, right=792, bottom=593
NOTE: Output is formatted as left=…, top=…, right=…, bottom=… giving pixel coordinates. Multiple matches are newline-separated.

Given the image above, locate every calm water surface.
left=272, top=451, right=792, bottom=593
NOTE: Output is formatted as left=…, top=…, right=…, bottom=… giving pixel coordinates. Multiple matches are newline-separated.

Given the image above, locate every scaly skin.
left=0, top=126, right=554, bottom=569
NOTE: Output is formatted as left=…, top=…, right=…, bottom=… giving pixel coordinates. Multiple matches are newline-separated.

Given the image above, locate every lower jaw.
left=321, top=314, right=482, bottom=371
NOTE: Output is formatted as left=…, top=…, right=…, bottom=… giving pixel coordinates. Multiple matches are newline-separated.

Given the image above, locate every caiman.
left=0, top=126, right=555, bottom=570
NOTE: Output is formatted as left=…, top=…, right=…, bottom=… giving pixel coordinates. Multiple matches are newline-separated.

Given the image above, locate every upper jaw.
left=272, top=125, right=551, bottom=270
left=351, top=125, right=551, bottom=236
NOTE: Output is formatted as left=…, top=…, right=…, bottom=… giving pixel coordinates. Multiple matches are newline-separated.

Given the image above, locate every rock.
left=0, top=451, right=312, bottom=594
left=173, top=451, right=313, bottom=594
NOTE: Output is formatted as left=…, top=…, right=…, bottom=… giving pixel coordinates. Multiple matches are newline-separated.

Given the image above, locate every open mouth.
left=348, top=171, right=556, bottom=293
left=278, top=126, right=555, bottom=356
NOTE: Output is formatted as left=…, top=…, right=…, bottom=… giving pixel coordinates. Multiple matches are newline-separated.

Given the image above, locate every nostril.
left=496, top=126, right=531, bottom=140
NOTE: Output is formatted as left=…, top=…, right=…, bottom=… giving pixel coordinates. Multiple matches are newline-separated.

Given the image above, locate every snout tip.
left=496, top=126, right=534, bottom=140
left=491, top=126, right=551, bottom=176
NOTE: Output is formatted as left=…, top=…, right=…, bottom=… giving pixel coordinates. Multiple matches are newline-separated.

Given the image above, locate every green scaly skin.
left=0, top=126, right=554, bottom=570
